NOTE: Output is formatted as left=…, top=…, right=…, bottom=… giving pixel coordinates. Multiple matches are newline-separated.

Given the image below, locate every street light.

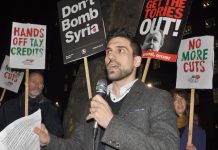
left=147, top=83, right=153, bottom=88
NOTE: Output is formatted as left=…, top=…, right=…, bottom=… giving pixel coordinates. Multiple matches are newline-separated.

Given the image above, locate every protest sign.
left=57, top=0, right=106, bottom=64
left=136, top=0, right=192, bottom=62
left=0, top=55, right=24, bottom=93
left=176, top=36, right=214, bottom=89
left=10, top=22, right=46, bottom=69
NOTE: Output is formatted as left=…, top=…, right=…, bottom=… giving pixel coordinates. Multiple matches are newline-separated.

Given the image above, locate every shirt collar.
left=107, top=79, right=138, bottom=103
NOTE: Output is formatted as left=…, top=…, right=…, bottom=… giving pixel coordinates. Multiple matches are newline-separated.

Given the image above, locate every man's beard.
left=29, top=90, right=42, bottom=98
left=107, top=67, right=134, bottom=81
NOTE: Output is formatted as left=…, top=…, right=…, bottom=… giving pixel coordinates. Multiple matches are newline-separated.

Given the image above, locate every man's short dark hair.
left=107, top=28, right=141, bottom=56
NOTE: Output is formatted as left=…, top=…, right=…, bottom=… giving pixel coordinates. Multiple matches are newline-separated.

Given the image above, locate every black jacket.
left=0, top=94, right=64, bottom=137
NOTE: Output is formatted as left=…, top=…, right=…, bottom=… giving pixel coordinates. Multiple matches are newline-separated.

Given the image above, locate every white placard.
left=10, top=22, right=46, bottom=69
left=176, top=36, right=214, bottom=89
left=0, top=55, right=24, bottom=93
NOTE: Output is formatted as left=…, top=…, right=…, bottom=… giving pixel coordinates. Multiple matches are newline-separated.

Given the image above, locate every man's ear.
left=134, top=56, right=142, bottom=67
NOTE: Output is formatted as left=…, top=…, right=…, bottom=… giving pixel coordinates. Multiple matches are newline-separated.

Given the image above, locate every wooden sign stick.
left=84, top=57, right=92, bottom=99
left=141, top=58, right=151, bottom=83
left=187, top=88, right=195, bottom=146
left=25, top=69, right=29, bottom=116
left=0, top=88, right=6, bottom=105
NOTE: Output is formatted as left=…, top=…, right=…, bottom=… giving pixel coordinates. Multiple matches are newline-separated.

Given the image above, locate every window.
left=204, top=17, right=216, bottom=29
left=202, top=0, right=213, bottom=8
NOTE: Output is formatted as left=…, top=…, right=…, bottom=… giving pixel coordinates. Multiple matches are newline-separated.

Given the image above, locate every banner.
left=57, top=0, right=106, bottom=64
left=136, top=0, right=192, bottom=62
left=176, top=36, right=214, bottom=89
left=10, top=22, right=46, bottom=69
left=0, top=56, right=24, bottom=93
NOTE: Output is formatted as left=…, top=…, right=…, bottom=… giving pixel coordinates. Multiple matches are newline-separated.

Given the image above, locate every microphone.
left=93, top=79, right=107, bottom=139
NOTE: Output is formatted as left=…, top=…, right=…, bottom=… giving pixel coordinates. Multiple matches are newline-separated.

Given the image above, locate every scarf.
left=177, top=115, right=187, bottom=129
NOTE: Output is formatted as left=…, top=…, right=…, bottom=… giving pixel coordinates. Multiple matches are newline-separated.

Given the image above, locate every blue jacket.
left=180, top=124, right=206, bottom=150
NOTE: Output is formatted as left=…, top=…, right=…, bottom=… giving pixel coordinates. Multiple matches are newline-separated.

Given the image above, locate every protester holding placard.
left=171, top=89, right=206, bottom=150
left=0, top=71, right=63, bottom=137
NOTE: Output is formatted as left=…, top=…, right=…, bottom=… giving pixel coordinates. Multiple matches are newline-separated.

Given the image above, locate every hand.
left=186, top=144, right=197, bottom=150
left=34, top=123, right=51, bottom=146
left=86, top=94, right=113, bottom=128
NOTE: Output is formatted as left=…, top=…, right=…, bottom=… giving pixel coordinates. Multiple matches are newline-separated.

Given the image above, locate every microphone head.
left=96, top=79, right=107, bottom=96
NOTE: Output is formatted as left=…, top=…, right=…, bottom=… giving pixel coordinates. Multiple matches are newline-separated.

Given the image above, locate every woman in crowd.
left=171, top=89, right=206, bottom=150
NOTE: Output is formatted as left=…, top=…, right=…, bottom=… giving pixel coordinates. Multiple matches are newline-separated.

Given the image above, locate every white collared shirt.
left=107, top=79, right=138, bottom=103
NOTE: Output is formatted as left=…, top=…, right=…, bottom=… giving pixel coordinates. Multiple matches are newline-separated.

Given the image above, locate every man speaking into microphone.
left=34, top=28, right=179, bottom=150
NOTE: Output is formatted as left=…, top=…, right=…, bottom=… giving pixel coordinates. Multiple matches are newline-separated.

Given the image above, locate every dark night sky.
left=0, top=0, right=72, bottom=105
left=0, top=0, right=60, bottom=58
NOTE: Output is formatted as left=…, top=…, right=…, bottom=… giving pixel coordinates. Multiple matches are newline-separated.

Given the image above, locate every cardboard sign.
left=10, top=22, right=46, bottom=69
left=136, top=0, right=192, bottom=62
left=0, top=56, right=24, bottom=93
left=57, top=0, right=106, bottom=64
left=176, top=36, right=214, bottom=89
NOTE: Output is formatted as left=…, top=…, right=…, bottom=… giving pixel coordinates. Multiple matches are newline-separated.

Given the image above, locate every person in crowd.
left=193, top=112, right=201, bottom=126
left=171, top=89, right=206, bottom=150
left=142, top=30, right=165, bottom=52
left=0, top=71, right=63, bottom=137
left=34, top=28, right=179, bottom=150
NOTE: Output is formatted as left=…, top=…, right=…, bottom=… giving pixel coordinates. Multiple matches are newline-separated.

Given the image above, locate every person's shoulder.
left=39, top=95, right=57, bottom=108
left=193, top=124, right=206, bottom=134
left=0, top=96, right=22, bottom=110
left=3, top=96, right=20, bottom=105
left=192, top=124, right=206, bottom=142
left=40, top=95, right=51, bottom=103
left=147, top=86, right=169, bottom=94
left=137, top=81, right=171, bottom=95
left=134, top=80, right=172, bottom=101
